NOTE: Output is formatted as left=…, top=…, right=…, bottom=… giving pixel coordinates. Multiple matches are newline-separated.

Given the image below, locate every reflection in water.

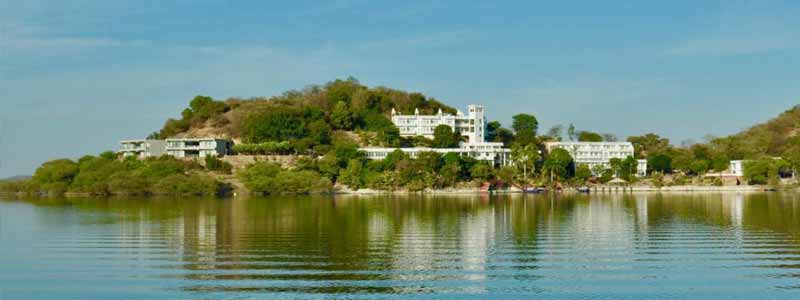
left=2, top=193, right=800, bottom=299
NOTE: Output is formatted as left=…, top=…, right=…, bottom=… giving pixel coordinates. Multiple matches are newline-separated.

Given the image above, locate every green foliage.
left=467, top=163, right=492, bottom=181
left=620, top=156, right=638, bottom=181
left=330, top=101, right=354, bottom=130
left=627, top=133, right=670, bottom=158
left=575, top=164, right=592, bottom=181
left=232, top=142, right=292, bottom=155
left=543, top=148, right=574, bottom=181
left=743, top=158, right=790, bottom=185
left=578, top=131, right=603, bottom=142
left=648, top=154, right=672, bottom=174
left=431, top=125, right=460, bottom=148
left=243, top=106, right=327, bottom=143
left=511, top=143, right=539, bottom=185
left=205, top=155, right=233, bottom=174
left=600, top=168, right=614, bottom=183
left=512, top=114, right=539, bottom=144
left=32, top=159, right=79, bottom=194
left=153, top=173, right=223, bottom=196
left=712, top=105, right=800, bottom=158
left=239, top=161, right=333, bottom=194
left=160, top=95, right=229, bottom=137
left=689, top=160, right=710, bottom=175
left=339, top=159, right=367, bottom=190
left=26, top=155, right=225, bottom=196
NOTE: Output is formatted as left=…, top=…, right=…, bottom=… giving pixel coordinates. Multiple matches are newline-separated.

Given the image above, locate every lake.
left=2, top=193, right=800, bottom=299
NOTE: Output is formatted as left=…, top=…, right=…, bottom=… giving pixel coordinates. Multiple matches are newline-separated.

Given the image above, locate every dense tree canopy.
left=578, top=131, right=603, bottom=142
left=431, top=125, right=461, bottom=148
left=512, top=114, right=539, bottom=145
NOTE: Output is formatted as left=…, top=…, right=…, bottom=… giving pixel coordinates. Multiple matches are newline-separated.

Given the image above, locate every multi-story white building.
left=392, top=105, right=486, bottom=144
left=363, top=144, right=511, bottom=166
left=119, top=140, right=166, bottom=158
left=545, top=141, right=647, bottom=176
left=362, top=104, right=511, bottom=166
left=165, top=138, right=233, bottom=158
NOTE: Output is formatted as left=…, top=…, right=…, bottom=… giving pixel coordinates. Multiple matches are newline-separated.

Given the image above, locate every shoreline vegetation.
left=3, top=78, right=800, bottom=197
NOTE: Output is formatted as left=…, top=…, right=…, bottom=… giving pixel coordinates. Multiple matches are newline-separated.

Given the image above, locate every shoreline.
left=336, top=185, right=784, bottom=195
left=1, top=185, right=792, bottom=199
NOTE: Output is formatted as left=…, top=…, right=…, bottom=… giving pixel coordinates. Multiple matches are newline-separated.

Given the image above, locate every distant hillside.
left=153, top=78, right=457, bottom=148
left=1, top=175, right=31, bottom=182
left=711, top=105, right=800, bottom=159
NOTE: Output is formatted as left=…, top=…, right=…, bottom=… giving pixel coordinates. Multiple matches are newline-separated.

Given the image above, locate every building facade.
left=545, top=141, right=647, bottom=176
left=165, top=138, right=233, bottom=158
left=362, top=144, right=511, bottom=166
left=391, top=105, right=486, bottom=144
left=362, top=104, right=511, bottom=166
left=118, top=140, right=166, bottom=158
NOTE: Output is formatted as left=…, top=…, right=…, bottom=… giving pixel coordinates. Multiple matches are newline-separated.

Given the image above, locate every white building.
left=545, top=141, right=647, bottom=176
left=362, top=104, right=511, bottom=166
left=362, top=144, right=511, bottom=166
left=165, top=138, right=233, bottom=158
left=119, top=140, right=166, bottom=158
left=392, top=105, right=486, bottom=144
left=730, top=160, right=744, bottom=177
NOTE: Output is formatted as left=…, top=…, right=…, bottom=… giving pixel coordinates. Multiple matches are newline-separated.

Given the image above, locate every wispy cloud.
left=353, top=30, right=474, bottom=51
left=1, top=22, right=151, bottom=52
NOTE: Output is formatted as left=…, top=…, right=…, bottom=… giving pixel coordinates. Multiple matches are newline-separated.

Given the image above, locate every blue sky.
left=1, top=0, right=799, bottom=177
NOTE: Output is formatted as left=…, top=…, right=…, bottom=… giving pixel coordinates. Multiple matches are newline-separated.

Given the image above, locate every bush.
left=153, top=173, right=222, bottom=196
left=23, top=154, right=228, bottom=196
left=205, top=155, right=233, bottom=174
left=232, top=142, right=292, bottom=155
left=239, top=161, right=332, bottom=194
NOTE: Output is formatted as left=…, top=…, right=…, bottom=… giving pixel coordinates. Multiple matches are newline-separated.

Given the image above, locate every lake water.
left=2, top=193, right=800, bottom=299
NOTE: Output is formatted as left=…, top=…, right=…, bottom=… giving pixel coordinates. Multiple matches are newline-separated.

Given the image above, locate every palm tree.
left=511, top=143, right=540, bottom=191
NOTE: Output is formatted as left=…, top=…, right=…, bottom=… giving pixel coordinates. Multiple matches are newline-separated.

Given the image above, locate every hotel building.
left=544, top=141, right=647, bottom=176
left=361, top=105, right=511, bottom=166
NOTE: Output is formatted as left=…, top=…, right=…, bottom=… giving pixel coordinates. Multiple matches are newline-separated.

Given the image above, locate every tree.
left=609, top=158, right=623, bottom=177
left=648, top=154, right=672, bottom=174
left=546, top=124, right=564, bottom=141
left=32, top=159, right=79, bottom=193
left=627, top=133, right=670, bottom=158
left=469, top=163, right=493, bottom=181
left=543, top=148, right=573, bottom=182
left=431, top=125, right=460, bottom=148
left=494, top=127, right=515, bottom=146
left=782, top=138, right=800, bottom=174
left=512, top=114, right=539, bottom=144
left=486, top=121, right=502, bottom=142
left=602, top=133, right=618, bottom=142
left=330, top=101, right=353, bottom=130
left=339, top=159, right=366, bottom=189
left=578, top=131, right=603, bottom=142
left=620, top=156, right=638, bottom=181
left=689, top=160, right=709, bottom=175
left=511, top=143, right=540, bottom=189
left=377, top=126, right=400, bottom=147
left=567, top=123, right=577, bottom=141
left=575, top=164, right=592, bottom=182
left=743, top=158, right=773, bottom=185
left=383, top=149, right=410, bottom=170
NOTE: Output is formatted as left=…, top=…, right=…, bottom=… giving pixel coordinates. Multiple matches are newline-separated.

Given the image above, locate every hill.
left=1, top=175, right=31, bottom=182
left=710, top=105, right=800, bottom=159
left=151, top=78, right=457, bottom=152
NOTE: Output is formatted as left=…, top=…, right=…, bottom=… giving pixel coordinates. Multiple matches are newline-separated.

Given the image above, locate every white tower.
left=466, top=105, right=485, bottom=143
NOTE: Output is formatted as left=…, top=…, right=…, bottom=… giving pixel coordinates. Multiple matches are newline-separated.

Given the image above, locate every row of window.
left=572, top=151, right=634, bottom=158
